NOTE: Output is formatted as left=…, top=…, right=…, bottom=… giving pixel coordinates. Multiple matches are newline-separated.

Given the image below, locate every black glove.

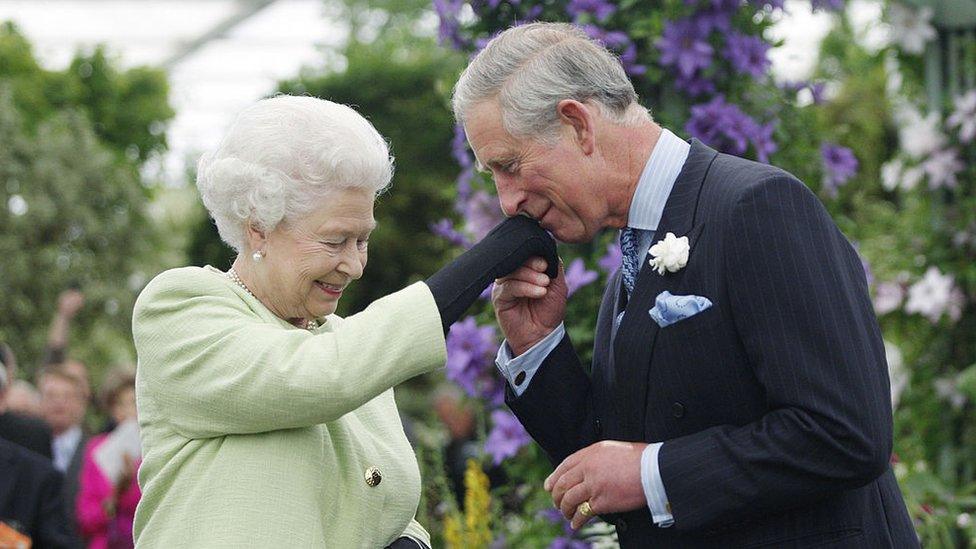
left=426, top=215, right=558, bottom=333
left=384, top=537, right=428, bottom=549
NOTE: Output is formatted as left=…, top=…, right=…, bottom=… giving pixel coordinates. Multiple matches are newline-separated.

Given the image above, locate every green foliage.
left=0, top=22, right=173, bottom=377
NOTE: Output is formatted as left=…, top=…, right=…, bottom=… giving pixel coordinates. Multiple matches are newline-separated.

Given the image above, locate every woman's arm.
left=134, top=270, right=446, bottom=439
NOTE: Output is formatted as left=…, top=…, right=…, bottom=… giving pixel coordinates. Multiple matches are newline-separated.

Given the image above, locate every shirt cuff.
left=640, top=442, right=674, bottom=527
left=494, top=323, right=565, bottom=397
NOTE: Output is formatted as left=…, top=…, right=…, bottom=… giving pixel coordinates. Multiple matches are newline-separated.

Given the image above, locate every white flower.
left=884, top=340, right=907, bottom=409
left=874, top=281, right=904, bottom=315
left=901, top=165, right=924, bottom=191
left=904, top=266, right=955, bottom=323
left=648, top=232, right=690, bottom=275
left=934, top=377, right=967, bottom=410
left=894, top=462, right=908, bottom=479
left=881, top=159, right=903, bottom=191
left=947, top=90, right=976, bottom=143
left=898, top=109, right=945, bottom=159
left=958, top=513, right=973, bottom=529
left=887, top=4, right=936, bottom=55
left=923, top=148, right=964, bottom=190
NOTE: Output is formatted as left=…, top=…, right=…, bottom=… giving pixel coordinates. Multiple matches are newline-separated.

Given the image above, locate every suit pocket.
left=658, top=303, right=722, bottom=338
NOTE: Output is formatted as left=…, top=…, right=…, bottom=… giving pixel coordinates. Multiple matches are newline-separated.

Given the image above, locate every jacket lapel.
left=612, top=139, right=718, bottom=438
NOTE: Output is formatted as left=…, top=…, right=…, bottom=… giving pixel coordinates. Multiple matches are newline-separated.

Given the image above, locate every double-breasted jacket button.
left=672, top=402, right=686, bottom=418
left=365, top=466, right=382, bottom=487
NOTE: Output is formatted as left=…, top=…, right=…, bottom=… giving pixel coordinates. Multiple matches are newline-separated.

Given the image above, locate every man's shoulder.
left=0, top=436, right=58, bottom=479
left=0, top=412, right=52, bottom=441
left=702, top=153, right=814, bottom=209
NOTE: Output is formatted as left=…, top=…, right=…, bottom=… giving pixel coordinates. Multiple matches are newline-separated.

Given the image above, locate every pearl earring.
left=252, top=250, right=265, bottom=262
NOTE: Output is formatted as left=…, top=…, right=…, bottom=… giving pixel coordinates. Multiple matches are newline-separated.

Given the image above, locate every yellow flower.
left=445, top=459, right=492, bottom=549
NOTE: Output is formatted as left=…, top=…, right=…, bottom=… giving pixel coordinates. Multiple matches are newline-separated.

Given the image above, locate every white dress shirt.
left=495, top=128, right=691, bottom=528
left=52, top=424, right=82, bottom=473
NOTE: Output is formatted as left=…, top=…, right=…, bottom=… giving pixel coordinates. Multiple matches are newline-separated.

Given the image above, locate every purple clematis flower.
left=445, top=317, right=501, bottom=400
left=583, top=25, right=646, bottom=76
left=686, top=96, right=775, bottom=161
left=657, top=18, right=714, bottom=79
left=567, top=0, right=616, bottom=21
left=811, top=0, right=844, bottom=11
left=820, top=142, right=859, bottom=196
left=675, top=72, right=717, bottom=97
left=724, top=32, right=771, bottom=78
left=485, top=409, right=532, bottom=465
left=597, top=242, right=622, bottom=274
left=550, top=538, right=590, bottom=549
left=564, top=258, right=599, bottom=296
left=462, top=190, right=506, bottom=242
left=452, top=124, right=472, bottom=168
left=752, top=122, right=778, bottom=163
left=433, top=0, right=467, bottom=50
left=430, top=218, right=471, bottom=248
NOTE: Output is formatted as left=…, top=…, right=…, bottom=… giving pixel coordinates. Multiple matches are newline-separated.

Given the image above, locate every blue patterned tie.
left=620, top=227, right=643, bottom=295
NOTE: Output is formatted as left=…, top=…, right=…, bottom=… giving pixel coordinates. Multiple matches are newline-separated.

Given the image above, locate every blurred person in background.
left=39, top=365, right=89, bottom=547
left=132, top=95, right=556, bottom=548
left=6, top=379, right=44, bottom=418
left=433, top=386, right=479, bottom=500
left=77, top=367, right=140, bottom=549
left=0, top=343, right=53, bottom=458
left=0, top=435, right=74, bottom=548
left=44, top=289, right=85, bottom=367
left=44, top=289, right=93, bottom=403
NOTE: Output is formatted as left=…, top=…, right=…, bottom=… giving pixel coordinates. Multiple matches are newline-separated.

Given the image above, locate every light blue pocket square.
left=649, top=291, right=713, bottom=328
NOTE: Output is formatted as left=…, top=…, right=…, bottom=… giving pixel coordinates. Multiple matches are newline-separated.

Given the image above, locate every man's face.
left=39, top=375, right=87, bottom=434
left=464, top=100, right=609, bottom=243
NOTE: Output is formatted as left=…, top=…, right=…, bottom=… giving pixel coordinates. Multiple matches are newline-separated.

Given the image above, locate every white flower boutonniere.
left=649, top=232, right=690, bottom=275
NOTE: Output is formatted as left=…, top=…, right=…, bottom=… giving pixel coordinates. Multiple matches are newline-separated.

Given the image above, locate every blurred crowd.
left=1, top=290, right=141, bottom=549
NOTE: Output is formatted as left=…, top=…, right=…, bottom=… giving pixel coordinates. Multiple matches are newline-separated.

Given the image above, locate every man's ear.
left=556, top=99, right=595, bottom=155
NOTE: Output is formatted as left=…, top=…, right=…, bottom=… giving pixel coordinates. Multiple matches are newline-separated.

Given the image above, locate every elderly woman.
left=132, top=95, right=556, bottom=548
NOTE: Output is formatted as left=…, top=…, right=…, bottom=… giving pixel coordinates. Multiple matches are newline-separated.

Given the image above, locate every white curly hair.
left=196, top=95, right=394, bottom=253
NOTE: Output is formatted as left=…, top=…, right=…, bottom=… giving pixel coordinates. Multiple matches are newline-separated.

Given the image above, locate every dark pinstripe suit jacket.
left=507, top=140, right=918, bottom=548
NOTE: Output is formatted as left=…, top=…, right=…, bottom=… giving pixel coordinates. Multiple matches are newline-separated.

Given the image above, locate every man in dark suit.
left=0, top=438, right=74, bottom=548
left=453, top=22, right=918, bottom=547
left=0, top=344, right=54, bottom=459
left=37, top=366, right=88, bottom=547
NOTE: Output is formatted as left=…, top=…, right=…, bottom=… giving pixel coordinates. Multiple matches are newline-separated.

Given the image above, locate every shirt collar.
left=54, top=425, right=82, bottom=451
left=626, top=129, right=691, bottom=232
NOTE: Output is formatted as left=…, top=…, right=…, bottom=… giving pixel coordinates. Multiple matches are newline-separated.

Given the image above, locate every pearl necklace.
left=226, top=268, right=319, bottom=331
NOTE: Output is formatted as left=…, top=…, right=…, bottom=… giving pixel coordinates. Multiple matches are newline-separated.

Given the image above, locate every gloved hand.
left=426, top=215, right=558, bottom=332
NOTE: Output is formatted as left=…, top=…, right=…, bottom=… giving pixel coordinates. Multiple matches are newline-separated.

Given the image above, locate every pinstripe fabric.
left=507, top=140, right=917, bottom=548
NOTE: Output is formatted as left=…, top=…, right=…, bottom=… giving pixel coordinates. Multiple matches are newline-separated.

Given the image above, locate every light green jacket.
left=132, top=266, right=446, bottom=548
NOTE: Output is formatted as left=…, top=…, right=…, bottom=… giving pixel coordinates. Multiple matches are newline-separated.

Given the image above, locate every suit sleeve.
left=133, top=271, right=446, bottom=439
left=34, top=467, right=75, bottom=548
left=658, top=175, right=892, bottom=531
left=505, top=334, right=596, bottom=466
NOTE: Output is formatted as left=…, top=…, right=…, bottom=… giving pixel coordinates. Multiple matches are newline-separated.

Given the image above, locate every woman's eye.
left=322, top=240, right=344, bottom=250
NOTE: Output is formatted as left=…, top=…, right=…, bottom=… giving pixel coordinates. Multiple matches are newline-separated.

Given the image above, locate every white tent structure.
left=0, top=0, right=882, bottom=184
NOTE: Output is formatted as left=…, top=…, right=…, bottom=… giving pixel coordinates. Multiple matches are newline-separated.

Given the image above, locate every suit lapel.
left=612, top=139, right=718, bottom=437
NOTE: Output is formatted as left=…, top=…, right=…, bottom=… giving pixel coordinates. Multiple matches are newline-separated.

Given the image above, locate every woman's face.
left=255, top=187, right=375, bottom=322
left=111, top=386, right=137, bottom=424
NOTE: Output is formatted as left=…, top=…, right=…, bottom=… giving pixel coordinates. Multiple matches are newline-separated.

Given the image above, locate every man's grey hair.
left=196, top=95, right=394, bottom=253
left=452, top=22, right=649, bottom=143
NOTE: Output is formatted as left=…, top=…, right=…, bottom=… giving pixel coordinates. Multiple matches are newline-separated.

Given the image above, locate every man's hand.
left=544, top=440, right=648, bottom=530
left=57, top=289, right=85, bottom=319
left=492, top=257, right=567, bottom=356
